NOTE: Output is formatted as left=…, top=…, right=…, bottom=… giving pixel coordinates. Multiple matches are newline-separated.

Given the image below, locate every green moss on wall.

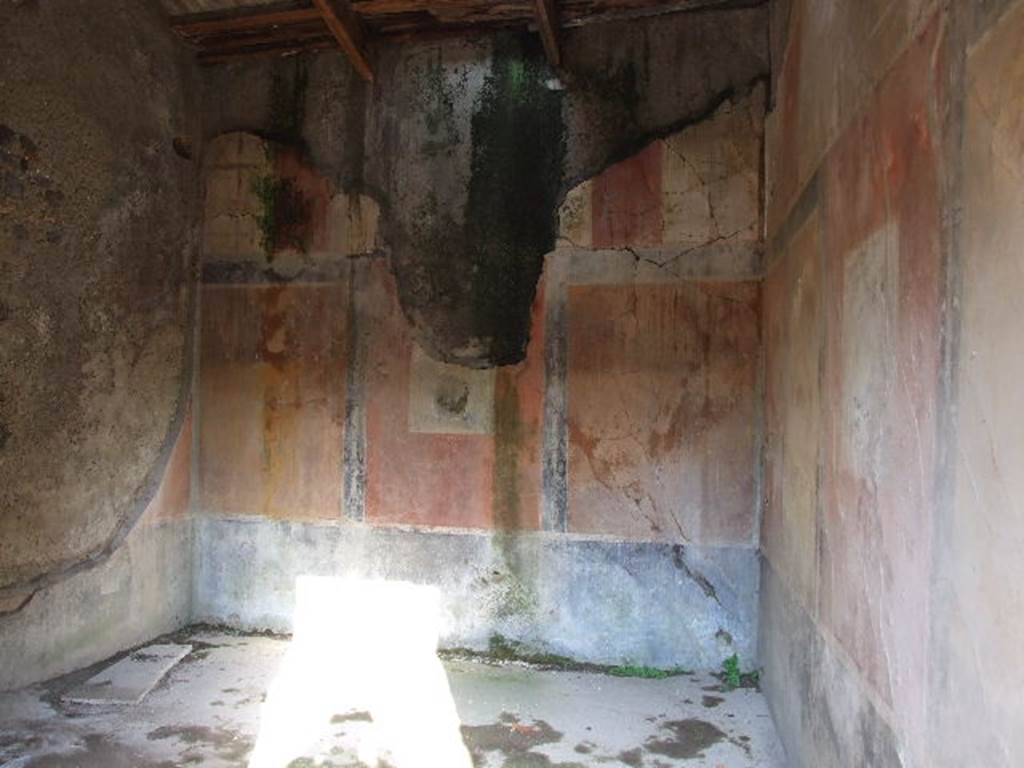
left=442, top=635, right=693, bottom=677
left=252, top=173, right=310, bottom=259
left=463, top=34, right=565, bottom=365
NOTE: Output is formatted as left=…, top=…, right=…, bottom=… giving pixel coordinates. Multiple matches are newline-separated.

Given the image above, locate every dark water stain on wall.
left=493, top=377, right=523, bottom=530
left=268, top=59, right=309, bottom=145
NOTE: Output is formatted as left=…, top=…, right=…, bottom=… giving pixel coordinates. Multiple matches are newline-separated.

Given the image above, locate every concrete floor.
left=0, top=628, right=786, bottom=768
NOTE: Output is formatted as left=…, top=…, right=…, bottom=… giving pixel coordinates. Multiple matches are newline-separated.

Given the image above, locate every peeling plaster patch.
left=202, top=132, right=274, bottom=263
left=557, top=179, right=592, bottom=248
left=556, top=87, right=764, bottom=255
left=662, top=87, right=763, bottom=248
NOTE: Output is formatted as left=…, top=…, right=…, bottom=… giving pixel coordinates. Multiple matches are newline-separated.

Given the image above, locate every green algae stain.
left=395, top=33, right=564, bottom=366
left=444, top=635, right=693, bottom=679
left=252, top=173, right=309, bottom=260
left=462, top=33, right=565, bottom=365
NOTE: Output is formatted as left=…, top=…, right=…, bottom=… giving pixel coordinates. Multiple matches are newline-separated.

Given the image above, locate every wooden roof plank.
left=197, top=26, right=334, bottom=53
left=533, top=0, right=561, bottom=67
left=198, top=39, right=337, bottom=65
left=172, top=0, right=762, bottom=64
left=172, top=7, right=323, bottom=38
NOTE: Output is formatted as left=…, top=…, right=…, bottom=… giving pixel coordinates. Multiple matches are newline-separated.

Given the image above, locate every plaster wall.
left=759, top=1, right=1024, bottom=766
left=930, top=2, right=1024, bottom=764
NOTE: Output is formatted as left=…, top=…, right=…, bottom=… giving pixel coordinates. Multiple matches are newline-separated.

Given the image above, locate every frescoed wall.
left=192, top=65, right=768, bottom=668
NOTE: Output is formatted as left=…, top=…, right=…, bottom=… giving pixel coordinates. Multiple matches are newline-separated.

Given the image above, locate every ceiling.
left=163, top=0, right=282, bottom=14
left=166, top=0, right=760, bottom=75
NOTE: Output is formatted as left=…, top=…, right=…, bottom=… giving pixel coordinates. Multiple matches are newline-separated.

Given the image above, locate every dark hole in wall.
left=172, top=136, right=193, bottom=160
left=435, top=376, right=471, bottom=415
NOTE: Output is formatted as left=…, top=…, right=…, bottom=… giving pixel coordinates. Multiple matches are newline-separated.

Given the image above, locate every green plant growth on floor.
left=606, top=665, right=688, bottom=679
left=722, top=654, right=741, bottom=689
left=720, top=654, right=761, bottom=691
left=440, top=634, right=692, bottom=679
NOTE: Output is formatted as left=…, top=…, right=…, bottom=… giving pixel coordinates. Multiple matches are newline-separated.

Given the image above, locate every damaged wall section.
left=200, top=7, right=768, bottom=366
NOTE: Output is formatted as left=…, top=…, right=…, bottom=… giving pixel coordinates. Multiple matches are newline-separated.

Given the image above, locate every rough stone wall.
left=0, top=416, right=194, bottom=691
left=759, top=1, right=1024, bottom=766
left=193, top=10, right=769, bottom=667
left=0, top=0, right=201, bottom=687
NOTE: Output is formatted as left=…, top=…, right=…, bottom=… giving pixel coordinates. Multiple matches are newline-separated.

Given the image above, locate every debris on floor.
left=62, top=644, right=192, bottom=706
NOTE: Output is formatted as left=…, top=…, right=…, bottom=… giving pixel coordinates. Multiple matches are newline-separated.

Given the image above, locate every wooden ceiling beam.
left=171, top=8, right=322, bottom=38
left=198, top=39, right=337, bottom=65
left=198, top=27, right=334, bottom=55
left=171, top=0, right=761, bottom=65
left=311, top=0, right=375, bottom=82
left=559, top=0, right=761, bottom=28
left=533, top=0, right=561, bottom=68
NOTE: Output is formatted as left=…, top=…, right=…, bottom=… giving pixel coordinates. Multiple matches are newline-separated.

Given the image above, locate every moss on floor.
left=440, top=634, right=692, bottom=679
